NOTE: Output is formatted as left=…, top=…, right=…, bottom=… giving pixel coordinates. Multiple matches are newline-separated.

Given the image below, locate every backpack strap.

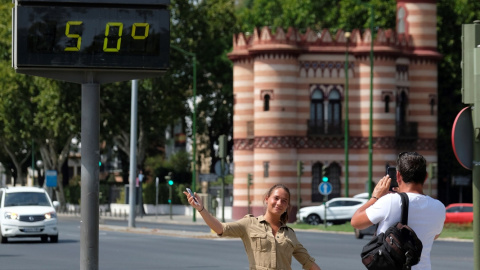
left=399, top=192, right=409, bottom=225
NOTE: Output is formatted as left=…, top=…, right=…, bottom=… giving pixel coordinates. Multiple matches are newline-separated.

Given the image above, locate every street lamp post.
left=344, top=31, right=351, bottom=197
left=171, top=45, right=197, bottom=222
left=356, top=0, right=375, bottom=198
left=367, top=3, right=374, bottom=198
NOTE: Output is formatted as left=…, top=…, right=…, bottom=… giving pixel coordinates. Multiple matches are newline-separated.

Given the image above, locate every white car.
left=298, top=197, right=367, bottom=225
left=0, top=187, right=59, bottom=243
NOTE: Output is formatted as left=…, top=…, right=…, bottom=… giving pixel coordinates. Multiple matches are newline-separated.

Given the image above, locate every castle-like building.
left=228, top=0, right=440, bottom=220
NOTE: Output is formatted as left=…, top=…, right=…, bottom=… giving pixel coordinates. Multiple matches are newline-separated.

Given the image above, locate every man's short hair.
left=396, top=152, right=427, bottom=184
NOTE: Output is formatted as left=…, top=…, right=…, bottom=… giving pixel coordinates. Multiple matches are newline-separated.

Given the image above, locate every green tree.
left=436, top=0, right=480, bottom=202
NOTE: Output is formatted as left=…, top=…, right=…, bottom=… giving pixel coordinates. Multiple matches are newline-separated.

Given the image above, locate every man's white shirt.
left=366, top=193, right=446, bottom=270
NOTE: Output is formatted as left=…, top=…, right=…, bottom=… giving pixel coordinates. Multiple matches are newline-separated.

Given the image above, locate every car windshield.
left=4, top=192, right=51, bottom=207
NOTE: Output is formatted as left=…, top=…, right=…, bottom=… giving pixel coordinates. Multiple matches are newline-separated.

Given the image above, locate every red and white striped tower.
left=228, top=0, right=440, bottom=220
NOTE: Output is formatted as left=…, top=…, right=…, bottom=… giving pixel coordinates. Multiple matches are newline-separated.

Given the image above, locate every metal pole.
left=221, top=158, right=225, bottom=222
left=247, top=173, right=252, bottom=214
left=155, top=177, right=159, bottom=219
left=192, top=55, right=197, bottom=222
left=473, top=134, right=480, bottom=270
left=473, top=43, right=480, bottom=270
left=80, top=83, right=100, bottom=270
left=297, top=173, right=301, bottom=221
left=32, top=139, right=35, bottom=186
left=344, top=32, right=350, bottom=197
left=323, top=195, right=328, bottom=229
left=128, top=79, right=138, bottom=228
left=367, top=4, right=374, bottom=198
left=169, top=184, right=172, bottom=220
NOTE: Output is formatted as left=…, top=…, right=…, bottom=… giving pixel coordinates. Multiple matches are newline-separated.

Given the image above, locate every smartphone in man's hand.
left=186, top=188, right=200, bottom=205
left=387, top=166, right=398, bottom=191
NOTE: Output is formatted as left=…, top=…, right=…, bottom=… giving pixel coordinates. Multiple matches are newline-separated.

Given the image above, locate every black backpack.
left=360, top=193, right=423, bottom=270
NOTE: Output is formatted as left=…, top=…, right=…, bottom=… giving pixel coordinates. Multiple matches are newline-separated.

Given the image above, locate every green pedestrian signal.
left=322, top=166, right=329, bottom=182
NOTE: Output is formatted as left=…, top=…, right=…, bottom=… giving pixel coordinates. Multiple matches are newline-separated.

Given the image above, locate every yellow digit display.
left=103, top=22, right=123, bottom=52
left=132, top=23, right=149, bottom=40
left=16, top=5, right=169, bottom=71
left=64, top=21, right=83, bottom=51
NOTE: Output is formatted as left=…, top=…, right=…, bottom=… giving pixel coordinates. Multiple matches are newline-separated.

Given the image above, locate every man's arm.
left=351, top=175, right=391, bottom=229
left=309, top=262, right=322, bottom=270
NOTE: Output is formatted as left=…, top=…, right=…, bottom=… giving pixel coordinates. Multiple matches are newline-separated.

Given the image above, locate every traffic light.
left=322, top=166, right=329, bottom=182
left=297, top=161, right=304, bottom=177
left=218, top=134, right=227, bottom=159
left=168, top=180, right=173, bottom=186
left=461, top=22, right=480, bottom=105
left=247, top=173, right=253, bottom=186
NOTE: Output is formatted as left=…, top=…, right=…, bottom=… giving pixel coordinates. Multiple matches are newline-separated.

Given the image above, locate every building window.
left=261, top=89, right=274, bottom=112
left=311, top=162, right=322, bottom=202
left=429, top=95, right=437, bottom=115
left=312, top=162, right=342, bottom=202
left=310, top=88, right=324, bottom=132
left=397, top=7, right=406, bottom=34
left=396, top=90, right=408, bottom=127
left=385, top=95, right=391, bottom=113
left=327, top=88, right=342, bottom=134
left=264, top=94, right=270, bottom=111
left=263, top=161, right=269, bottom=178
left=247, top=121, right=254, bottom=138
left=328, top=162, right=342, bottom=199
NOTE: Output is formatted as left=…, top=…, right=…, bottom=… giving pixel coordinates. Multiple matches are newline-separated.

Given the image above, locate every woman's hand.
left=183, top=191, right=204, bottom=211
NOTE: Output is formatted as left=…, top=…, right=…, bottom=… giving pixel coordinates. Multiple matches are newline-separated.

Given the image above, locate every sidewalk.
left=59, top=212, right=230, bottom=239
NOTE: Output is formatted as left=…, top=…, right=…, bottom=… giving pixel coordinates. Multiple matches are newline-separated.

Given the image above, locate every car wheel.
left=306, top=214, right=322, bottom=225
left=354, top=228, right=364, bottom=239
left=41, top=236, right=48, bottom=242
left=50, top=235, right=58, bottom=243
left=0, top=233, right=7, bottom=244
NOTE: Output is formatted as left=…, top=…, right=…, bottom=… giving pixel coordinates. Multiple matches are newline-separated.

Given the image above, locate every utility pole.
left=218, top=135, right=227, bottom=222
left=296, top=161, right=303, bottom=221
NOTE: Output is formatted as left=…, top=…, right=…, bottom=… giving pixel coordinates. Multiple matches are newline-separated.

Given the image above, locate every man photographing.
left=351, top=152, right=446, bottom=270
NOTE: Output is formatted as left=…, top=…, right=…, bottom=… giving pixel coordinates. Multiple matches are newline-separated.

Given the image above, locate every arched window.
left=311, top=162, right=322, bottom=202
left=328, top=162, right=342, bottom=199
left=397, top=7, right=406, bottom=34
left=264, top=94, right=270, bottom=111
left=311, top=162, right=342, bottom=202
left=310, top=88, right=324, bottom=133
left=328, top=88, right=342, bottom=134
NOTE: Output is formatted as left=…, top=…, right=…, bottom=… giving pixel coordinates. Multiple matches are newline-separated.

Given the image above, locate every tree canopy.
left=0, top=0, right=479, bottom=206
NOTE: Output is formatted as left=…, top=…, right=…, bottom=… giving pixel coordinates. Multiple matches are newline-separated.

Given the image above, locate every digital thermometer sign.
left=13, top=0, right=170, bottom=83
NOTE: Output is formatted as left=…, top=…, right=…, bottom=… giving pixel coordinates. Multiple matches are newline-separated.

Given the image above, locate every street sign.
left=319, top=182, right=332, bottom=195
left=214, top=160, right=229, bottom=176
left=45, top=170, right=57, bottom=187
left=12, top=0, right=170, bottom=84
left=199, top=173, right=218, bottom=182
left=453, top=176, right=471, bottom=186
left=452, top=106, right=473, bottom=170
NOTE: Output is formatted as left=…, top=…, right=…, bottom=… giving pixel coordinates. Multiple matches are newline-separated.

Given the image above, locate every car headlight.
left=5, top=212, right=19, bottom=220
left=45, top=212, right=57, bottom=220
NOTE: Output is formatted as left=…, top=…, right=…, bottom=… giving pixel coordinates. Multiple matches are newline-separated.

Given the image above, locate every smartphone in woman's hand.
left=186, top=188, right=200, bottom=205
